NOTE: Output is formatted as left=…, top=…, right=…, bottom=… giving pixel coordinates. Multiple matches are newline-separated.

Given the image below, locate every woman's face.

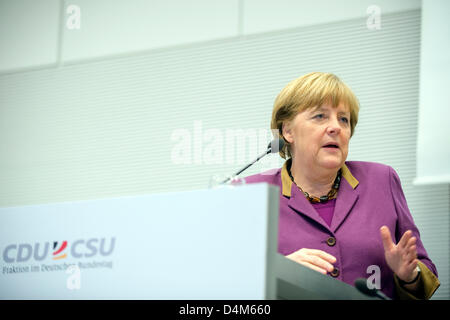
left=283, top=102, right=351, bottom=171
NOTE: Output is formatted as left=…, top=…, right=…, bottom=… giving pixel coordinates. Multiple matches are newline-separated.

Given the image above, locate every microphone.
left=354, top=278, right=391, bottom=300
left=220, top=138, right=285, bottom=185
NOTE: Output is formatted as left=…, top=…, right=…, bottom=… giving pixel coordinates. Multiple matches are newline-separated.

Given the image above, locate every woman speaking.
left=244, top=72, right=440, bottom=299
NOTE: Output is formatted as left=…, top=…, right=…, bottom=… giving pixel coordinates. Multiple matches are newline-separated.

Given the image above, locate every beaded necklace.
left=287, top=162, right=342, bottom=203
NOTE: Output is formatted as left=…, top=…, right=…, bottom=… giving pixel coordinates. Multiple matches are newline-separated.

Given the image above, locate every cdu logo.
left=53, top=241, right=68, bottom=260
left=2, top=237, right=116, bottom=263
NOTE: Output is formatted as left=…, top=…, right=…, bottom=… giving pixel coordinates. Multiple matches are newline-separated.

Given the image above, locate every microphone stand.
left=219, top=138, right=284, bottom=185
left=220, top=149, right=271, bottom=185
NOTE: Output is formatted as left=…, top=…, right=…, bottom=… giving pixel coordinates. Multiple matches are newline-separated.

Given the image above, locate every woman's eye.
left=314, top=114, right=324, bottom=119
left=340, top=117, right=349, bottom=123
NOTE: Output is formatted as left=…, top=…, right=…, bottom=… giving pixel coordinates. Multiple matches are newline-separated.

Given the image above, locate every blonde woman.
left=245, top=72, right=439, bottom=299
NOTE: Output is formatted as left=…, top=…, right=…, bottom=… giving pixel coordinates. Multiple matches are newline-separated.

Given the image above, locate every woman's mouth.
left=322, top=143, right=339, bottom=149
left=322, top=142, right=340, bottom=153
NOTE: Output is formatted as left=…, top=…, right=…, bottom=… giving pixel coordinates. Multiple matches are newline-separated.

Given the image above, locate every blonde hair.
left=271, top=72, right=360, bottom=159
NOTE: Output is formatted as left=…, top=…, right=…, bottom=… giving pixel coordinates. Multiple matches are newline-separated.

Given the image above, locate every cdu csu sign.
left=2, top=237, right=116, bottom=263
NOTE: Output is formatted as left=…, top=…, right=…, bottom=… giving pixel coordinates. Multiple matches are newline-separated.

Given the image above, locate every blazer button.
left=330, top=268, right=340, bottom=277
left=326, top=236, right=336, bottom=246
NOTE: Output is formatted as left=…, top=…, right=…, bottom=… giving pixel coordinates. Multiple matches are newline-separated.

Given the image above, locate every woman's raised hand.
left=380, top=225, right=419, bottom=283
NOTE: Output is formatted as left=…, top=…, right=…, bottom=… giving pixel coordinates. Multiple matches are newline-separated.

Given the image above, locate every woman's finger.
left=406, top=237, right=417, bottom=249
left=408, top=259, right=419, bottom=269
left=304, top=255, right=334, bottom=272
left=403, top=240, right=417, bottom=255
left=404, top=259, right=419, bottom=276
left=298, top=261, right=328, bottom=275
left=380, top=226, right=394, bottom=251
left=289, top=249, right=335, bottom=272
left=308, top=249, right=337, bottom=264
left=287, top=248, right=336, bottom=274
left=398, top=230, right=412, bottom=249
left=406, top=246, right=417, bottom=262
left=408, top=244, right=417, bottom=254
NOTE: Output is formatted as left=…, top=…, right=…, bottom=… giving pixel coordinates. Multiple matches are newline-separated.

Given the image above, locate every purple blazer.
left=244, top=160, right=439, bottom=299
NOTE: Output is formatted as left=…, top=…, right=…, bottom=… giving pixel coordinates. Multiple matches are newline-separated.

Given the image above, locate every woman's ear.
left=282, top=121, right=294, bottom=144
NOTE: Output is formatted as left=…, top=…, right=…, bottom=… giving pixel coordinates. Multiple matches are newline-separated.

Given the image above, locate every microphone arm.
left=220, top=150, right=270, bottom=185
left=220, top=138, right=284, bottom=185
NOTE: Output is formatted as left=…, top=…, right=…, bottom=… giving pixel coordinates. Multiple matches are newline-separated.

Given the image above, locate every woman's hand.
left=380, top=226, right=419, bottom=283
left=286, top=248, right=336, bottom=275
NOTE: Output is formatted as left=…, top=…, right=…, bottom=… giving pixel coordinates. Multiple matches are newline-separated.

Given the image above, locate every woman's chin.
left=319, top=159, right=344, bottom=170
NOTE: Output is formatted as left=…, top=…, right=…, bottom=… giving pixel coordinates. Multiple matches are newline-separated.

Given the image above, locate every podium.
left=0, top=183, right=375, bottom=299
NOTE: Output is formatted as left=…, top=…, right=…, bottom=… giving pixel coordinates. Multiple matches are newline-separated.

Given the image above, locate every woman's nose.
left=327, top=117, right=341, bottom=135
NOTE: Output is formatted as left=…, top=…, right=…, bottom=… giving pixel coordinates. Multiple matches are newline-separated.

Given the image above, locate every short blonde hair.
left=271, top=72, right=360, bottom=159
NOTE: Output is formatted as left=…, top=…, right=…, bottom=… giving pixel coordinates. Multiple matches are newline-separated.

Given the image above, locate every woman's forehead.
left=309, top=102, right=350, bottom=113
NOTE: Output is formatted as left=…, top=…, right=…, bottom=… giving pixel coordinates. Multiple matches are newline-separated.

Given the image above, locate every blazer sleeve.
left=394, top=261, right=441, bottom=300
left=389, top=166, right=440, bottom=299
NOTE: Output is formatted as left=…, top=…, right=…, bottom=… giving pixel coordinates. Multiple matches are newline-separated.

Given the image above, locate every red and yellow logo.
left=52, top=241, right=68, bottom=260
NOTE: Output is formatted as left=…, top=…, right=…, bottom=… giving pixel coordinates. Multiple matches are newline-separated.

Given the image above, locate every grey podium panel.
left=0, top=184, right=279, bottom=299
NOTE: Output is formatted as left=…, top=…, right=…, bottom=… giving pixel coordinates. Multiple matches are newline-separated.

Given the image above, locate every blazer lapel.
left=330, top=171, right=359, bottom=233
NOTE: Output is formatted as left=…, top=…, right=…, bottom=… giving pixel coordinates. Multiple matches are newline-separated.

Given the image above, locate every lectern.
left=0, top=183, right=375, bottom=299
